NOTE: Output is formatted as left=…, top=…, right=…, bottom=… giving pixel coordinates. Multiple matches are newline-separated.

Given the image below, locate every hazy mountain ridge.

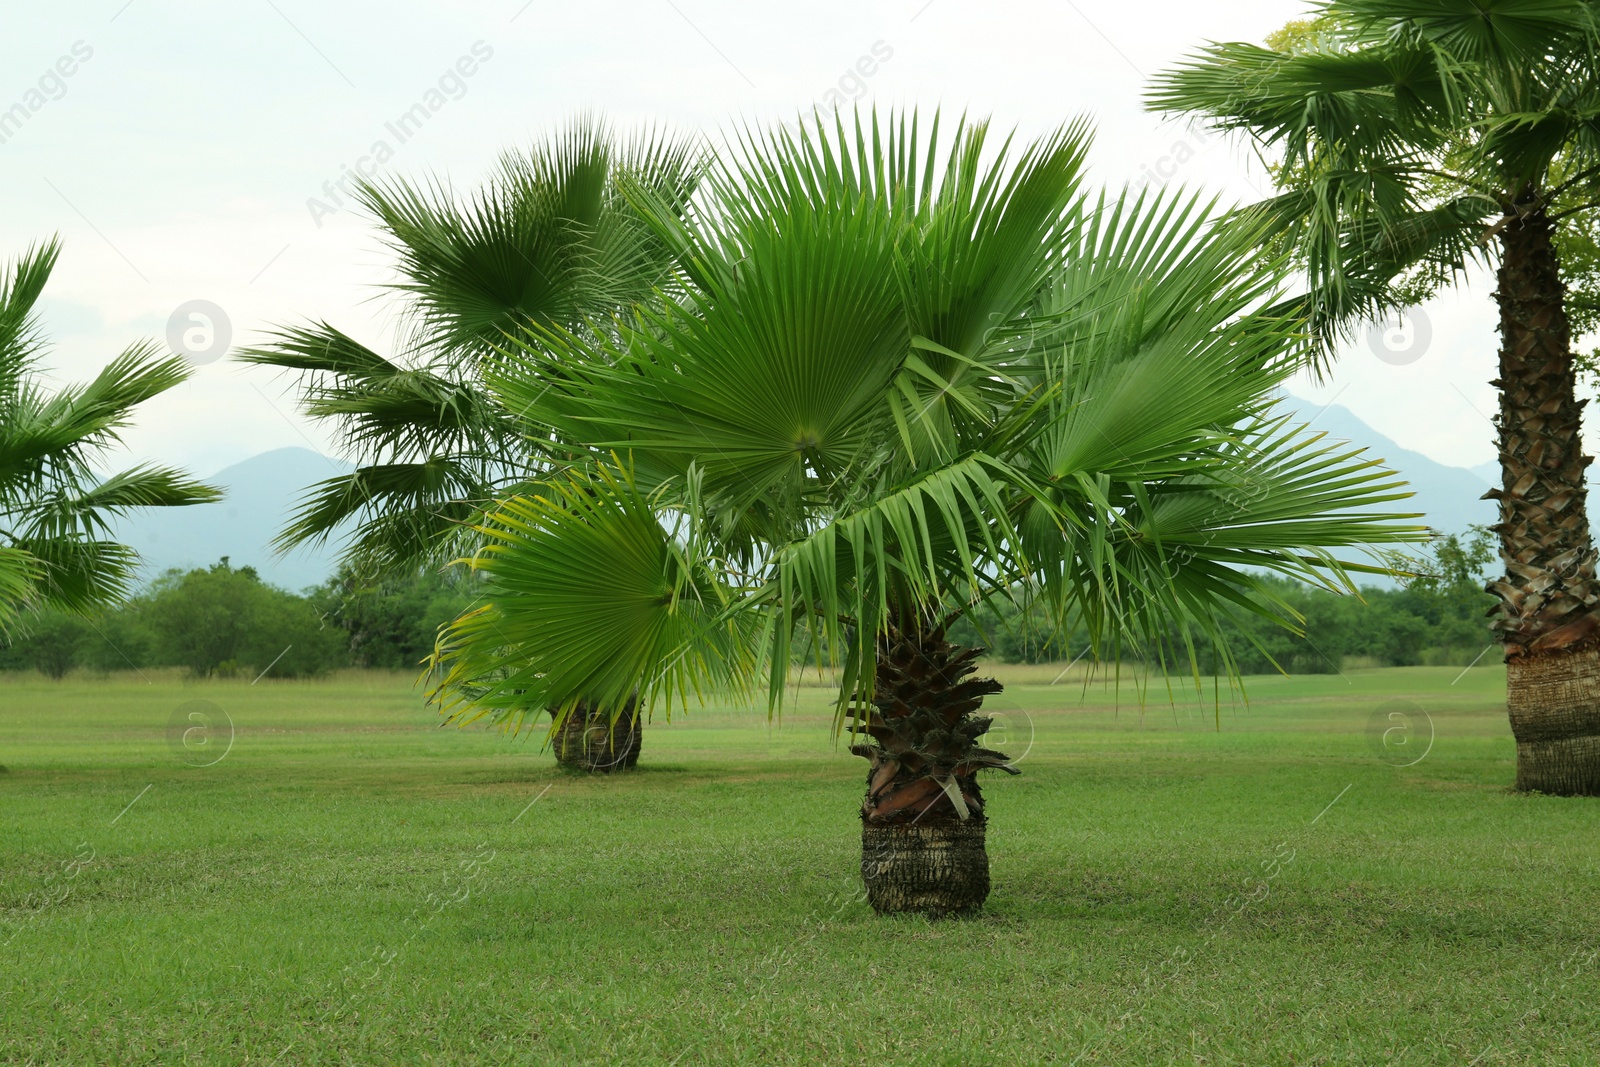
left=113, top=447, right=354, bottom=593
left=1288, top=397, right=1498, bottom=537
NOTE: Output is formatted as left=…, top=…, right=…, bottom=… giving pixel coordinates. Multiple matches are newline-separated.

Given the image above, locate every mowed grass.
left=2, top=663, right=1597, bottom=1065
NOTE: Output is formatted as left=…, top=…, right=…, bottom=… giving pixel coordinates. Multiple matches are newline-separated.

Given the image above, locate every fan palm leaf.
left=429, top=460, right=758, bottom=736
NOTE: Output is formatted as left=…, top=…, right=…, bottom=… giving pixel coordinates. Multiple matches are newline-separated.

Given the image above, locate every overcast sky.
left=2, top=0, right=1529, bottom=478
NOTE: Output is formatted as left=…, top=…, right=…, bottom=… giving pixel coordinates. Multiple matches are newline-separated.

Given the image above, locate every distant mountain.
left=115, top=447, right=354, bottom=593
left=1285, top=397, right=1497, bottom=536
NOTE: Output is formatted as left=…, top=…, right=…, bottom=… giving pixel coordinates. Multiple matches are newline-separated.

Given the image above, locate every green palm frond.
left=241, top=324, right=519, bottom=461
left=242, top=324, right=524, bottom=571
left=359, top=115, right=698, bottom=359
left=0, top=344, right=192, bottom=487
left=0, top=237, right=58, bottom=400
left=488, top=199, right=908, bottom=507
left=1020, top=187, right=1297, bottom=486
left=0, top=546, right=42, bottom=630
left=1147, top=41, right=1445, bottom=163
left=1004, top=189, right=1429, bottom=672
left=18, top=465, right=222, bottom=541
left=428, top=460, right=758, bottom=739
left=1149, top=0, right=1600, bottom=356
left=762, top=453, right=1026, bottom=707
left=236, top=320, right=397, bottom=377
left=0, top=246, right=219, bottom=618
left=1127, top=416, right=1426, bottom=581
left=247, top=118, right=698, bottom=575
left=276, top=460, right=496, bottom=569
left=1023, top=412, right=1427, bottom=686
left=1043, top=188, right=1284, bottom=341
left=431, top=109, right=1426, bottom=735
left=1261, top=191, right=1496, bottom=335
left=1338, top=0, right=1597, bottom=63
left=492, top=111, right=1095, bottom=497
left=719, top=111, right=1092, bottom=364
left=9, top=536, right=141, bottom=614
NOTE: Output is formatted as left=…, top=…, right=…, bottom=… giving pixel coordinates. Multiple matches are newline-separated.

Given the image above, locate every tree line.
left=4, top=530, right=1494, bottom=681
left=0, top=558, right=477, bottom=679
left=955, top=530, right=1496, bottom=674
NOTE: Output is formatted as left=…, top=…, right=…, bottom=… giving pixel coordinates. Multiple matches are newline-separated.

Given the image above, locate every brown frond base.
left=554, top=701, right=641, bottom=773
left=861, top=817, right=990, bottom=919
left=851, top=618, right=1009, bottom=918
left=1508, top=645, right=1600, bottom=796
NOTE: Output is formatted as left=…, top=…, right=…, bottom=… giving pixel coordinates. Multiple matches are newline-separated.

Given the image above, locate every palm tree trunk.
left=1488, top=200, right=1600, bottom=795
left=850, top=619, right=1012, bottom=917
left=554, top=697, right=642, bottom=773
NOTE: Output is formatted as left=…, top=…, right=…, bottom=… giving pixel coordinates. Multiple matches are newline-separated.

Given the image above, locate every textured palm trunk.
left=553, top=697, right=642, bottom=773
left=850, top=619, right=1015, bottom=918
left=1487, top=201, right=1600, bottom=795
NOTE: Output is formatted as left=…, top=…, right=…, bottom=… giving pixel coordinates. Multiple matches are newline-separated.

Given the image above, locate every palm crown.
left=240, top=118, right=699, bottom=576
left=1147, top=0, right=1600, bottom=347
left=426, top=110, right=1425, bottom=732
left=0, top=239, right=221, bottom=625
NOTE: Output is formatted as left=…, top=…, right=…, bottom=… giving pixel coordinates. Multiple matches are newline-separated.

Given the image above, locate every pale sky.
left=2, top=0, right=1531, bottom=478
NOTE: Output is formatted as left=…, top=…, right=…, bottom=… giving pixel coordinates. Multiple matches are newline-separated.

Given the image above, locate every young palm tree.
left=243, top=118, right=696, bottom=771
left=0, top=239, right=221, bottom=626
left=427, top=112, right=1425, bottom=916
left=1149, top=2, right=1600, bottom=795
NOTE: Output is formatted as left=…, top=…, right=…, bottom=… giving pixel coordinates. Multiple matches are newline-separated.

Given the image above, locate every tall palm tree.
left=426, top=111, right=1425, bottom=916
left=0, top=239, right=221, bottom=626
left=1149, top=1, right=1600, bottom=795
left=242, top=118, right=697, bottom=770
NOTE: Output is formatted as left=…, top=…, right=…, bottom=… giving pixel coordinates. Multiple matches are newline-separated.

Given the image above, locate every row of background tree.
left=1, top=531, right=1495, bottom=680
left=955, top=531, right=1495, bottom=673
left=0, top=558, right=476, bottom=678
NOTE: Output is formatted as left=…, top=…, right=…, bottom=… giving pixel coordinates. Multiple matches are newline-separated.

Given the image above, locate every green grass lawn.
left=3, top=663, right=1597, bottom=1065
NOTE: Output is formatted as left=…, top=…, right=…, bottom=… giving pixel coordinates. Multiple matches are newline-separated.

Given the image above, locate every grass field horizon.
left=5, top=662, right=1598, bottom=1064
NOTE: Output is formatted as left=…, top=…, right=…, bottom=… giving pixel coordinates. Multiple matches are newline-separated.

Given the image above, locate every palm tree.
left=1149, top=2, right=1600, bottom=795
left=0, top=239, right=221, bottom=627
left=242, top=118, right=697, bottom=771
left=426, top=111, right=1425, bottom=916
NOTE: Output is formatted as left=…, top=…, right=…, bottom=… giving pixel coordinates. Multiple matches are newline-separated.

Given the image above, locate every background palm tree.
left=1149, top=1, right=1600, bottom=795
left=243, top=118, right=696, bottom=770
left=426, top=111, right=1426, bottom=916
left=0, top=239, right=221, bottom=628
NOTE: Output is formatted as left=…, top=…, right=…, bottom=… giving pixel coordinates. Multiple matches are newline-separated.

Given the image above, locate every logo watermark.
left=167, top=700, right=234, bottom=767
left=1366, top=700, right=1433, bottom=767
left=0, top=842, right=94, bottom=948
left=1366, top=306, right=1432, bottom=366
left=981, top=703, right=1036, bottom=765
left=3, top=783, right=147, bottom=949
left=773, top=41, right=895, bottom=144
left=165, top=300, right=231, bottom=366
